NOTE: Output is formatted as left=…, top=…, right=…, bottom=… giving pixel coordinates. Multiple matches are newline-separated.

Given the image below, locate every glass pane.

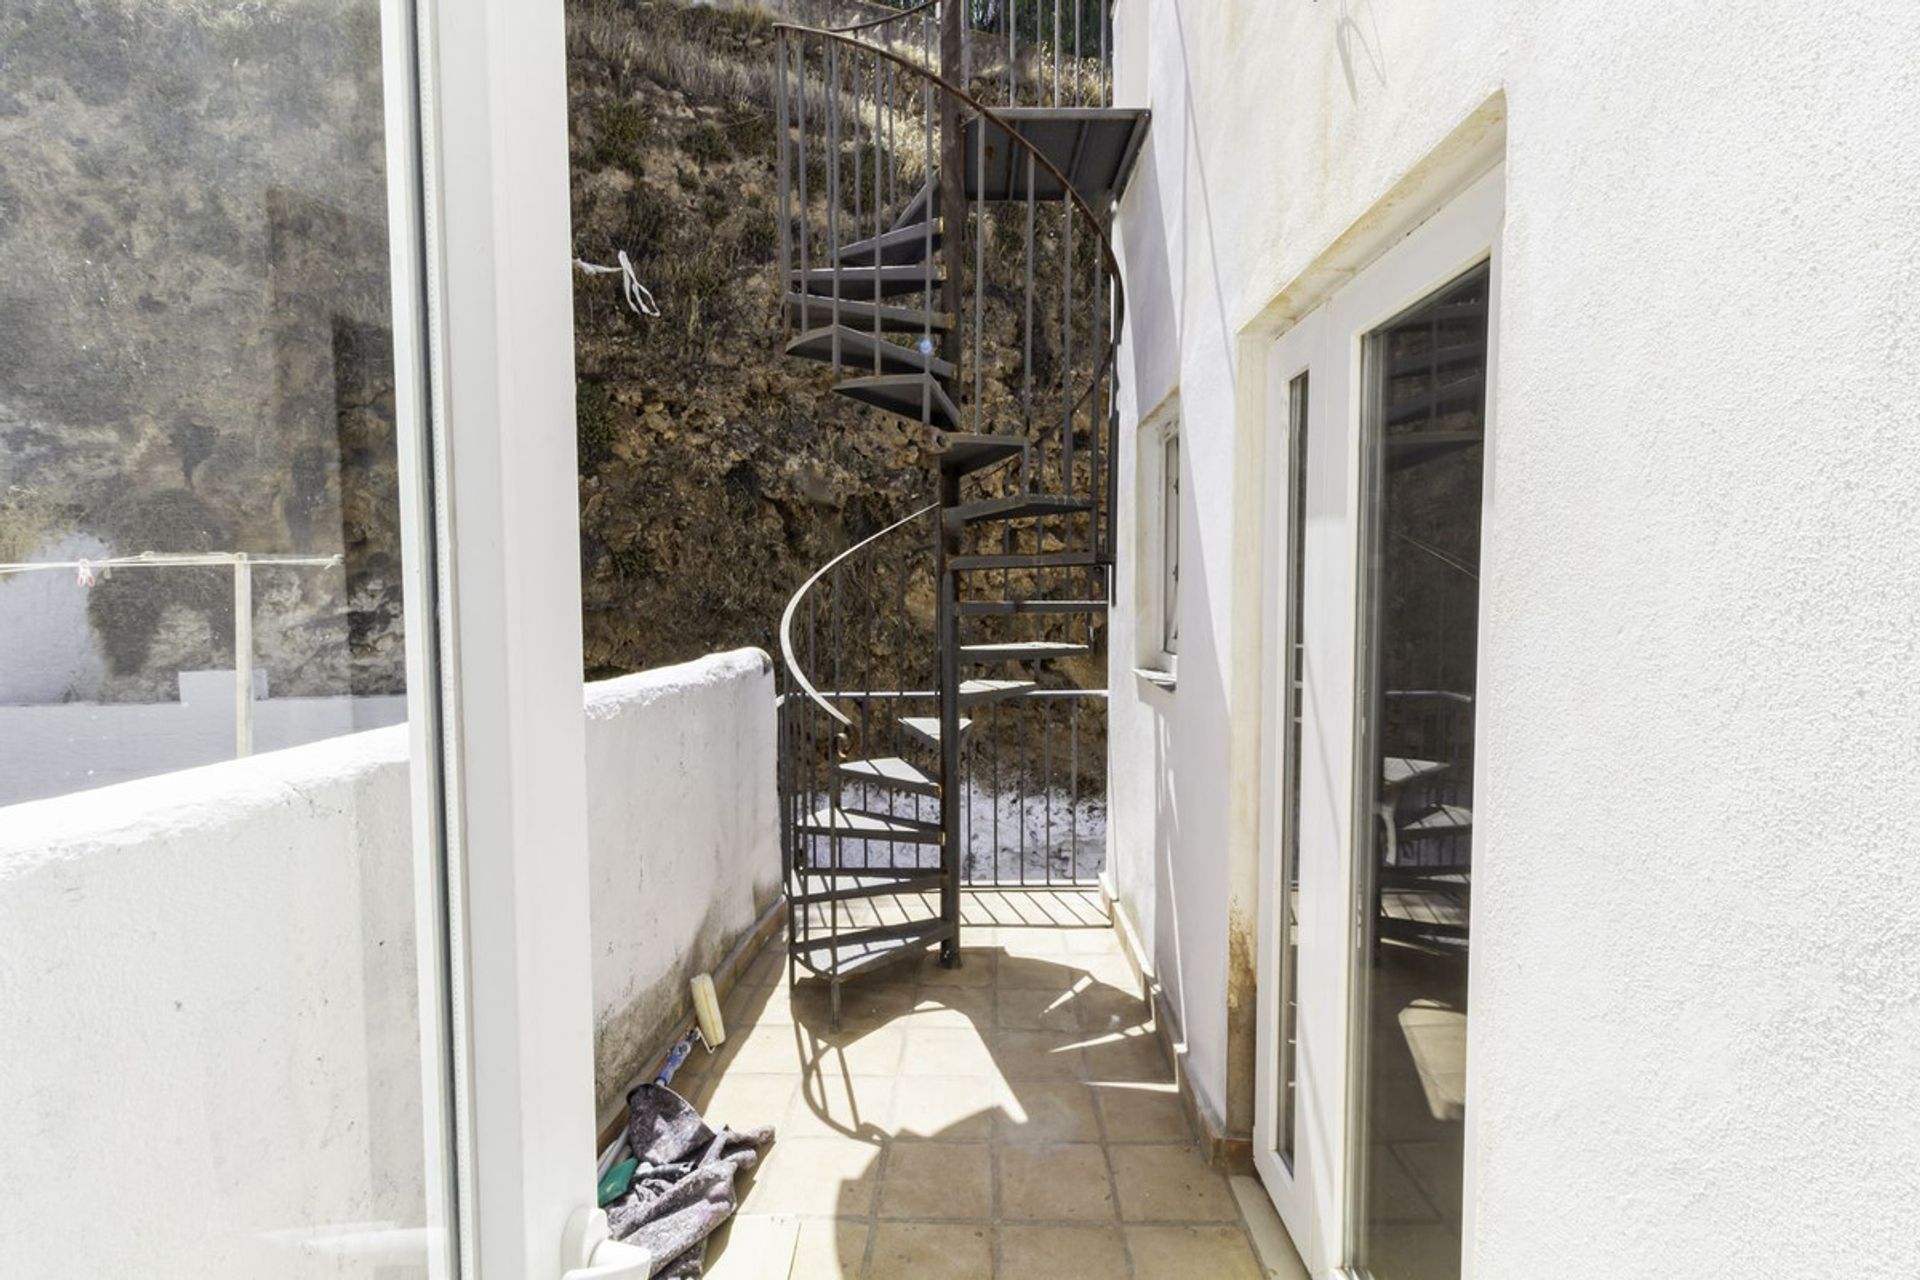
left=1162, top=430, right=1180, bottom=653
left=1350, top=262, right=1489, bottom=1280
left=0, top=1, right=454, bottom=1275
left=1277, top=370, right=1309, bottom=1170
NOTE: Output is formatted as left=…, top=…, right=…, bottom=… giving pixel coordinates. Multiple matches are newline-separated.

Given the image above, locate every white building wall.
left=1108, top=2, right=1920, bottom=1275
left=0, top=673, right=408, bottom=806
left=0, top=649, right=778, bottom=1278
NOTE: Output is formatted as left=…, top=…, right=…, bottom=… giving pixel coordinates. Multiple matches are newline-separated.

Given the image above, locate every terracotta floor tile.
left=805, top=1026, right=908, bottom=1078
left=995, top=987, right=1082, bottom=1032
left=795, top=983, right=918, bottom=1034
left=783, top=1075, right=893, bottom=1142
left=738, top=1135, right=880, bottom=1218
left=995, top=1081, right=1101, bottom=1145
left=996, top=1029, right=1088, bottom=1081
left=709, top=919, right=1263, bottom=1279
left=701, top=1212, right=799, bottom=1280
left=1075, top=953, right=1141, bottom=991
left=1126, top=1225, right=1264, bottom=1279
left=726, top=980, right=792, bottom=1030
left=992, top=929, right=1073, bottom=959
left=697, top=1072, right=801, bottom=1135
left=996, top=954, right=1085, bottom=991
left=868, top=1222, right=992, bottom=1280
left=997, top=1143, right=1116, bottom=1222
left=1091, top=1084, right=1192, bottom=1144
left=1074, top=985, right=1153, bottom=1037
left=1080, top=1031, right=1172, bottom=1086
left=916, top=950, right=997, bottom=988
left=898, top=1026, right=1000, bottom=1078
left=1109, top=1144, right=1240, bottom=1223
left=878, top=1142, right=992, bottom=1220
left=903, top=987, right=994, bottom=1029
left=721, top=1023, right=815, bottom=1076
left=1062, top=929, right=1127, bottom=957
left=889, top=1074, right=1003, bottom=1141
left=740, top=950, right=785, bottom=988
left=790, top=1218, right=869, bottom=1279
left=996, top=1223, right=1129, bottom=1278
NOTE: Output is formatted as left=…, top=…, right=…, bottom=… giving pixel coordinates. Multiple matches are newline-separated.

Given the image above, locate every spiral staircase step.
left=790, top=264, right=942, bottom=300
left=925, top=431, right=1029, bottom=476
left=782, top=294, right=954, bottom=334
left=890, top=175, right=937, bottom=231
left=786, top=326, right=955, bottom=379
left=836, top=755, right=940, bottom=797
left=950, top=549, right=1104, bottom=571
left=959, top=642, right=1090, bottom=664
left=791, top=872, right=945, bottom=907
left=798, top=806, right=944, bottom=844
left=899, top=714, right=972, bottom=750
left=942, top=494, right=1092, bottom=530
left=791, top=920, right=953, bottom=981
left=833, top=374, right=961, bottom=430
left=959, top=677, right=1037, bottom=706
left=956, top=597, right=1109, bottom=617
left=836, top=219, right=944, bottom=267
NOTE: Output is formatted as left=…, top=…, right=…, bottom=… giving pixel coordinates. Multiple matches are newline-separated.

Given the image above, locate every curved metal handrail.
left=821, top=0, right=937, bottom=35
left=778, top=502, right=938, bottom=733
left=773, top=14, right=1127, bottom=423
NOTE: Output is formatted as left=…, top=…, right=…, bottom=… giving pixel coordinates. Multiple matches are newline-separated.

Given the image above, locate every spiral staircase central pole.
left=935, top=0, right=967, bottom=968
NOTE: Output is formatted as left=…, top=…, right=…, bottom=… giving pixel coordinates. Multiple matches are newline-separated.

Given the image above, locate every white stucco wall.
left=1108, top=2, right=1920, bottom=1275
left=0, top=649, right=777, bottom=1277
left=585, top=648, right=781, bottom=1115
left=0, top=672, right=407, bottom=806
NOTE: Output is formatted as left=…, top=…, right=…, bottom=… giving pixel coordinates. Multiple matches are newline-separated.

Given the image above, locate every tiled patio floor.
left=678, top=891, right=1269, bottom=1279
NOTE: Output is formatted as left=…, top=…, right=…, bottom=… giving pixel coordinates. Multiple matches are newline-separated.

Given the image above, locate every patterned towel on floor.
left=605, top=1082, right=775, bottom=1278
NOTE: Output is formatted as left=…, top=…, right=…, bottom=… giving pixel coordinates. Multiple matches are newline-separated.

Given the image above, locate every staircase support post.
left=937, top=480, right=963, bottom=968
left=935, top=0, right=967, bottom=967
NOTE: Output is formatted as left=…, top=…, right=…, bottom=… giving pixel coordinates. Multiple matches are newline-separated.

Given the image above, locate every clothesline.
left=574, top=249, right=660, bottom=317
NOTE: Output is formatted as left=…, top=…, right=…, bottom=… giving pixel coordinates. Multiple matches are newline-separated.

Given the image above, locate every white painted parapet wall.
left=0, top=648, right=777, bottom=1278
left=583, top=648, right=781, bottom=1114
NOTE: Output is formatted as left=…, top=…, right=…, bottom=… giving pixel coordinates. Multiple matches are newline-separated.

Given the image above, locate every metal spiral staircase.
left=771, top=1, right=1147, bottom=1021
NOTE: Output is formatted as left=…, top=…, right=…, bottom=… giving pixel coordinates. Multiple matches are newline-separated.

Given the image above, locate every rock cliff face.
left=0, top=0, right=403, bottom=701
left=568, top=0, right=937, bottom=678
left=0, top=0, right=960, bottom=700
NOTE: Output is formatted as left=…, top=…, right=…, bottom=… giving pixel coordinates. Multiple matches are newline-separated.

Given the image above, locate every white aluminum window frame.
left=405, top=0, right=601, bottom=1273
left=1135, top=396, right=1183, bottom=684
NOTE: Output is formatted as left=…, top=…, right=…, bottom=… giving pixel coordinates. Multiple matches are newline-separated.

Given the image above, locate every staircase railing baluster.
left=777, top=30, right=793, bottom=344
left=873, top=52, right=885, bottom=376
left=1023, top=150, right=1035, bottom=491
left=795, top=34, right=811, bottom=332
left=828, top=38, right=842, bottom=371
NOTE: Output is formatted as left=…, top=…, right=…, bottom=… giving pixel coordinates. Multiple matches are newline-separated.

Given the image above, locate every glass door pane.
left=1349, top=262, right=1490, bottom=1280
left=1277, top=370, right=1311, bottom=1171
left=0, top=0, right=456, bottom=1274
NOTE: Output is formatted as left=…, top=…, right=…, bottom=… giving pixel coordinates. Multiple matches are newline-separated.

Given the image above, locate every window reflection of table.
left=1383, top=756, right=1447, bottom=789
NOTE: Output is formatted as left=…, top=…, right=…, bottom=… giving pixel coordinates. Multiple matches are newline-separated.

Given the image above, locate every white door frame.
left=404, top=0, right=599, bottom=1273
left=1253, top=163, right=1505, bottom=1280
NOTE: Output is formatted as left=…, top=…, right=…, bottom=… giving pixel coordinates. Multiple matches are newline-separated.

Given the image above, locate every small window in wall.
left=1161, top=428, right=1181, bottom=657
left=1135, top=398, right=1181, bottom=685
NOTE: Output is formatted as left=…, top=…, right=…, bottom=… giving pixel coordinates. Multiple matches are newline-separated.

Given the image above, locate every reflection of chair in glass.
left=1373, top=690, right=1473, bottom=954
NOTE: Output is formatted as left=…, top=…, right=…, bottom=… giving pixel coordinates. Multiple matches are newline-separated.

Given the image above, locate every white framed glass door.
left=1254, top=164, right=1504, bottom=1280
left=0, top=0, right=602, bottom=1272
